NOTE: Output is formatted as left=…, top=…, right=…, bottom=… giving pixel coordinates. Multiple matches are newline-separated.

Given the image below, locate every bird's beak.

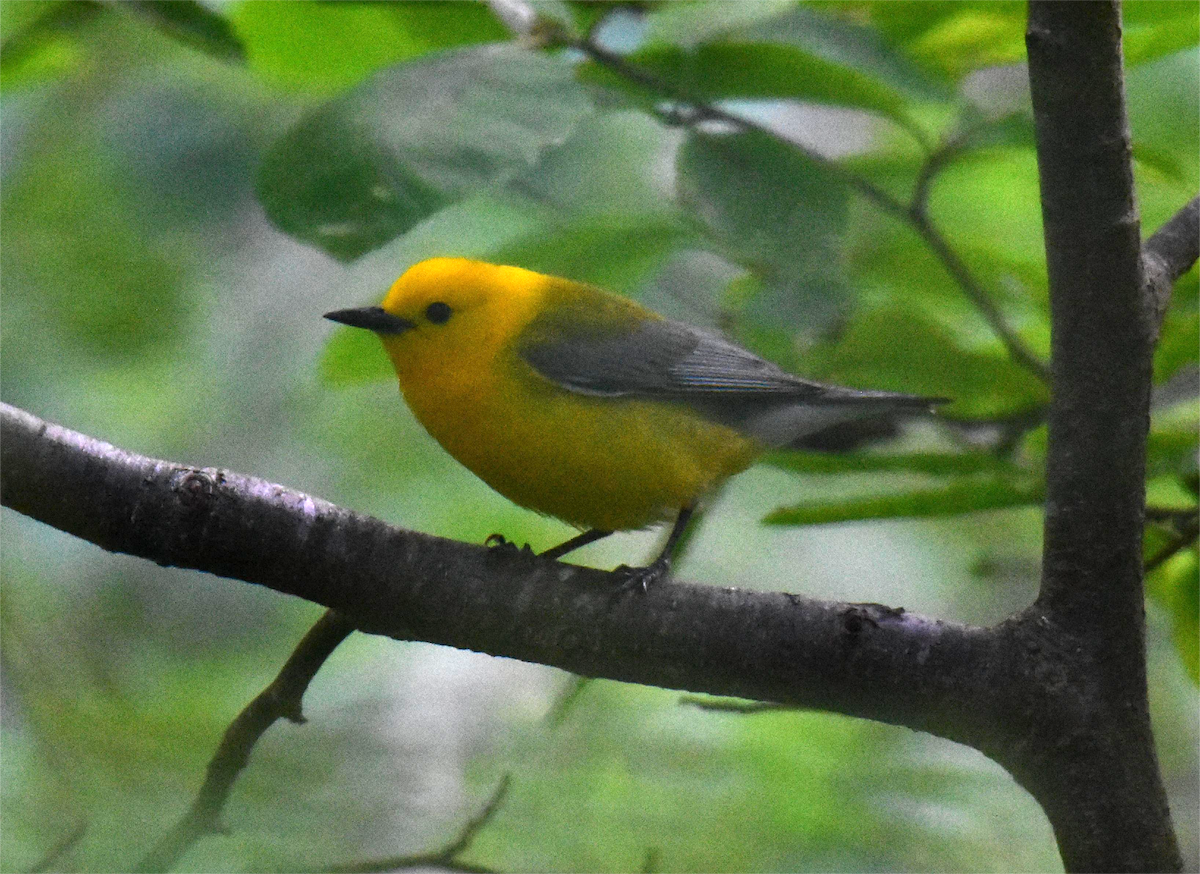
left=323, top=306, right=415, bottom=335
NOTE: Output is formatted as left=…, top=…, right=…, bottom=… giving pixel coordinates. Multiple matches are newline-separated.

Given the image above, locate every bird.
left=325, top=257, right=946, bottom=590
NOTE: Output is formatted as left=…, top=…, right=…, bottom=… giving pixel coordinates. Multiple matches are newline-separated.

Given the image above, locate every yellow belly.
left=397, top=355, right=761, bottom=532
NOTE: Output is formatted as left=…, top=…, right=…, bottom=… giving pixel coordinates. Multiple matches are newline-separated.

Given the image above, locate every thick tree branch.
left=1026, top=2, right=1180, bottom=870
left=0, top=401, right=1032, bottom=760
left=136, top=610, right=356, bottom=873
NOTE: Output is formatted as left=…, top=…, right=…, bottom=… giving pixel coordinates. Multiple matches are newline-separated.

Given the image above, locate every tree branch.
left=1143, top=195, right=1200, bottom=336
left=0, top=401, right=1027, bottom=759
left=136, top=610, right=356, bottom=873
left=1026, top=2, right=1181, bottom=870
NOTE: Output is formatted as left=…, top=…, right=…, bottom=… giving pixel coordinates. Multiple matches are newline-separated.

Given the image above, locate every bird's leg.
left=487, top=528, right=614, bottom=563
left=614, top=505, right=695, bottom=593
left=540, top=528, right=613, bottom=560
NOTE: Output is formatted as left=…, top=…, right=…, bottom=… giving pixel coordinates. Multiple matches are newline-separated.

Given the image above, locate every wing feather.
left=518, top=302, right=944, bottom=444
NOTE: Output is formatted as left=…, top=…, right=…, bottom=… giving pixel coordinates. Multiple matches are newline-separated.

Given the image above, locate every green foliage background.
left=1, top=2, right=1196, bottom=871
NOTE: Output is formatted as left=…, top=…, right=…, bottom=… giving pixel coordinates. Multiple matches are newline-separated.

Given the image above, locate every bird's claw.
left=612, top=559, right=670, bottom=595
left=484, top=533, right=534, bottom=565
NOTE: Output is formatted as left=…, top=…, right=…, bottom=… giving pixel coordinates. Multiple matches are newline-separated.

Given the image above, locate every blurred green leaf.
left=764, top=450, right=1025, bottom=477
left=907, top=7, right=1026, bottom=79
left=258, top=44, right=591, bottom=260
left=232, top=0, right=507, bottom=94
left=0, top=145, right=189, bottom=359
left=582, top=42, right=913, bottom=126
left=122, top=1, right=243, bottom=62
left=764, top=474, right=1045, bottom=526
left=646, top=2, right=944, bottom=99
left=1122, top=2, right=1200, bottom=66
left=0, top=0, right=98, bottom=90
left=678, top=129, right=851, bottom=334
left=805, top=306, right=1049, bottom=419
left=1122, top=1, right=1199, bottom=28
left=514, top=110, right=680, bottom=218
left=489, top=213, right=690, bottom=293
left=796, top=0, right=1022, bottom=52
left=1146, top=417, right=1200, bottom=481
left=1154, top=306, right=1199, bottom=386
left=1133, top=141, right=1193, bottom=187
left=643, top=0, right=794, bottom=47
left=1148, top=547, right=1200, bottom=684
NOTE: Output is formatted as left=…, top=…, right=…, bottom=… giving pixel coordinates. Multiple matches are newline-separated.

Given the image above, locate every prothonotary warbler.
left=325, top=258, right=945, bottom=589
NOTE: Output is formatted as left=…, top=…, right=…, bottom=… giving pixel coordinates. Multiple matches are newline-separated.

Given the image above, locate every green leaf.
left=803, top=306, right=1048, bottom=419
left=907, top=7, right=1026, bottom=79
left=677, top=129, right=851, bottom=335
left=763, top=475, right=1045, bottom=526
left=513, top=110, right=681, bottom=218
left=764, top=450, right=1025, bottom=477
left=644, top=2, right=944, bottom=100
left=1147, top=417, right=1200, bottom=481
left=643, top=1, right=795, bottom=47
left=1154, top=305, right=1199, bottom=385
left=488, top=214, right=690, bottom=293
left=1133, top=141, right=1193, bottom=186
left=231, top=1, right=507, bottom=95
left=1128, top=12, right=1200, bottom=65
left=1148, top=547, right=1200, bottom=684
left=582, top=42, right=912, bottom=125
left=1, top=143, right=189, bottom=359
left=122, top=1, right=244, bottom=62
left=1122, top=1, right=1199, bottom=28
left=0, top=1, right=97, bottom=90
left=825, top=2, right=960, bottom=46
left=258, top=45, right=591, bottom=260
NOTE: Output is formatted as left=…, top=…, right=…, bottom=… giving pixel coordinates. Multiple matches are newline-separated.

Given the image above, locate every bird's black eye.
left=425, top=301, right=452, bottom=324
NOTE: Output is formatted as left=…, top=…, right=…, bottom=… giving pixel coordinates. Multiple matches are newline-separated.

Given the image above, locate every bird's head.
left=324, top=258, right=547, bottom=382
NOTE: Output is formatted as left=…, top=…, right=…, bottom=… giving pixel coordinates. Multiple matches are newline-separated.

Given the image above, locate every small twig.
left=547, top=675, right=594, bottom=726
left=908, top=210, right=1053, bottom=384
left=320, top=776, right=512, bottom=874
left=679, top=695, right=788, bottom=714
left=1144, top=505, right=1199, bottom=525
left=28, top=820, right=88, bottom=873
left=910, top=127, right=974, bottom=217
left=136, top=610, right=357, bottom=873
left=437, top=775, right=511, bottom=860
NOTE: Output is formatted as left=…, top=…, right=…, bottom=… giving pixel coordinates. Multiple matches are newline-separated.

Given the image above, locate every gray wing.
left=519, top=318, right=944, bottom=445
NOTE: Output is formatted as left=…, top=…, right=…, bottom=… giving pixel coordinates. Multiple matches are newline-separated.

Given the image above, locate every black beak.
left=324, top=306, right=414, bottom=335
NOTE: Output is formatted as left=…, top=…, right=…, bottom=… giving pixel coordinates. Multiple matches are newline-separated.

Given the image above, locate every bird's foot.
left=612, top=557, right=671, bottom=595
left=484, top=533, right=535, bottom=565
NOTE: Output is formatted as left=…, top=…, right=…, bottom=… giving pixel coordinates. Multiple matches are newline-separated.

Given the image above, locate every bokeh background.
left=2, top=2, right=1197, bottom=871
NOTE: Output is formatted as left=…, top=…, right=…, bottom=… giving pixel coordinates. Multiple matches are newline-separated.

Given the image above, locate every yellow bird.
left=326, top=258, right=943, bottom=589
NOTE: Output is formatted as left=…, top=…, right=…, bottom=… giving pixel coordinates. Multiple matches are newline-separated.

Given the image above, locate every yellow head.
left=329, top=257, right=550, bottom=386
